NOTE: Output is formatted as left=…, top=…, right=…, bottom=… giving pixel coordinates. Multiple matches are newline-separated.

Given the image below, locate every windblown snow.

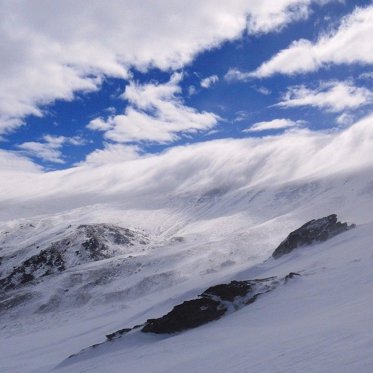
left=1, top=115, right=373, bottom=372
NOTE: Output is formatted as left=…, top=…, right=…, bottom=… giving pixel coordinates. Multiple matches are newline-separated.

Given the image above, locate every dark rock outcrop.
left=284, top=272, right=300, bottom=283
left=201, top=280, right=253, bottom=301
left=142, top=298, right=226, bottom=334
left=272, top=214, right=355, bottom=259
left=106, top=328, right=132, bottom=341
left=142, top=277, right=279, bottom=334
left=0, top=246, right=66, bottom=291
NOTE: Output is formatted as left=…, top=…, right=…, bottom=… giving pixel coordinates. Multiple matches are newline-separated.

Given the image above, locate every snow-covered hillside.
left=57, top=221, right=373, bottom=373
left=1, top=117, right=373, bottom=372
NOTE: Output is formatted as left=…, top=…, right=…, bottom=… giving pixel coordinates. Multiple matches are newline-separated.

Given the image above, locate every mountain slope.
left=1, top=117, right=373, bottom=372
left=57, top=222, right=373, bottom=372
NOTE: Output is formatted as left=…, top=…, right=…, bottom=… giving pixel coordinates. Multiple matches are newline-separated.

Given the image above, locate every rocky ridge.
left=272, top=214, right=355, bottom=259
left=0, top=224, right=149, bottom=291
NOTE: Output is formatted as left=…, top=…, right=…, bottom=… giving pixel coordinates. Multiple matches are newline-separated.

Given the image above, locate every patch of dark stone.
left=142, top=277, right=280, bottom=334
left=200, top=280, right=253, bottom=302
left=0, top=246, right=66, bottom=291
left=78, top=224, right=148, bottom=261
left=78, top=224, right=145, bottom=247
left=0, top=224, right=149, bottom=291
left=272, top=214, right=355, bottom=259
left=284, top=272, right=300, bottom=283
left=106, top=328, right=132, bottom=341
left=142, top=297, right=226, bottom=334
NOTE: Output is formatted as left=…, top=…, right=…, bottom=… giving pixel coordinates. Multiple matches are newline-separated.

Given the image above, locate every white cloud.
left=336, top=112, right=354, bottom=126
left=244, top=118, right=304, bottom=132
left=87, top=118, right=112, bottom=132
left=225, top=68, right=252, bottom=82
left=82, top=143, right=141, bottom=166
left=17, top=135, right=86, bottom=163
left=250, top=5, right=373, bottom=77
left=188, top=86, right=197, bottom=96
left=233, top=111, right=251, bottom=123
left=255, top=86, right=272, bottom=95
left=359, top=71, right=373, bottom=80
left=87, top=73, right=219, bottom=143
left=277, top=81, right=373, bottom=112
left=0, top=0, right=334, bottom=134
left=200, top=75, right=219, bottom=88
left=0, top=149, right=41, bottom=173
left=245, top=0, right=331, bottom=34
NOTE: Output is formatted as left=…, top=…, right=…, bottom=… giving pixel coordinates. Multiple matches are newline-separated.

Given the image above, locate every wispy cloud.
left=336, top=112, right=355, bottom=126
left=17, top=135, right=86, bottom=163
left=244, top=118, right=305, bottom=132
left=224, top=68, right=252, bottom=82
left=276, top=81, right=373, bottom=112
left=358, top=71, right=373, bottom=81
left=200, top=75, right=219, bottom=88
left=233, top=111, right=250, bottom=123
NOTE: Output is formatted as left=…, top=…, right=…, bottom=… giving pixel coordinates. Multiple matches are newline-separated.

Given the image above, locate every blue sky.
left=0, top=0, right=372, bottom=170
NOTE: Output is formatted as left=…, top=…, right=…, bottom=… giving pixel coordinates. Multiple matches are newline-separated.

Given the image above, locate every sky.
left=0, top=0, right=372, bottom=172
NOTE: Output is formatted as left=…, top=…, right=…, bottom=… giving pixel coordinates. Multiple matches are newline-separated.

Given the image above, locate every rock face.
left=142, top=298, right=226, bottom=334
left=272, top=214, right=355, bottom=259
left=0, top=224, right=149, bottom=291
left=0, top=246, right=65, bottom=291
left=142, top=277, right=278, bottom=334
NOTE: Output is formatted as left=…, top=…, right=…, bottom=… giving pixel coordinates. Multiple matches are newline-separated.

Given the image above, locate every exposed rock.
left=0, top=224, right=149, bottom=291
left=201, top=280, right=253, bottom=301
left=76, top=224, right=148, bottom=260
left=272, top=214, right=355, bottom=259
left=142, top=298, right=226, bottom=334
left=106, top=328, right=132, bottom=341
left=0, top=246, right=65, bottom=291
left=142, top=276, right=279, bottom=334
left=284, top=272, right=301, bottom=283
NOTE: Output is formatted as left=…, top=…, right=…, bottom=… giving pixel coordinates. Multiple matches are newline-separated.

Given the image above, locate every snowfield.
left=1, top=116, right=373, bottom=372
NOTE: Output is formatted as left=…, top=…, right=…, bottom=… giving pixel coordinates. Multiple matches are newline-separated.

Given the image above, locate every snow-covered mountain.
left=1, top=116, right=373, bottom=372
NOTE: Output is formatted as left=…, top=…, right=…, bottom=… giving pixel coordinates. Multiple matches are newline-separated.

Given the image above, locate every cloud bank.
left=1, top=113, right=372, bottom=221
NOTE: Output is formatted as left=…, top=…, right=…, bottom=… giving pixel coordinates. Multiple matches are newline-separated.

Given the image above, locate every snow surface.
left=1, top=118, right=373, bottom=372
